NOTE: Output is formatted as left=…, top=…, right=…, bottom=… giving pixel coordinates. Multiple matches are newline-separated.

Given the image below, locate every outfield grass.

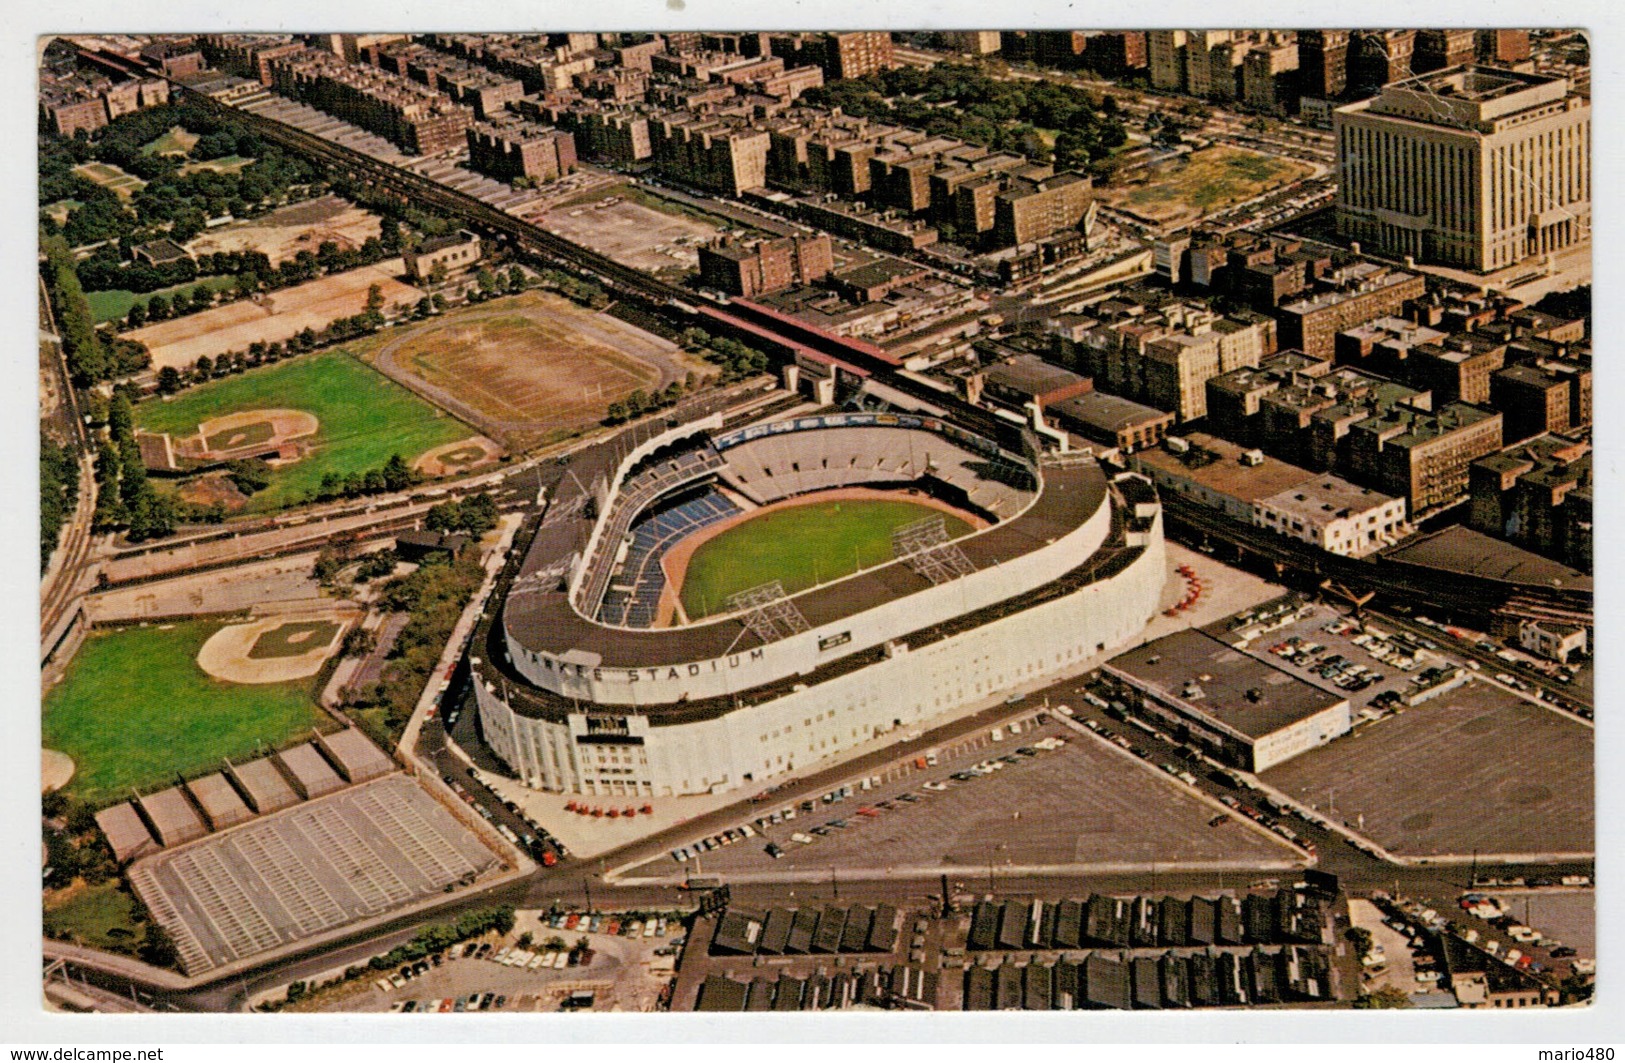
left=133, top=350, right=472, bottom=510
left=85, top=276, right=239, bottom=325
left=43, top=620, right=329, bottom=805
left=680, top=499, right=973, bottom=620
left=43, top=881, right=145, bottom=952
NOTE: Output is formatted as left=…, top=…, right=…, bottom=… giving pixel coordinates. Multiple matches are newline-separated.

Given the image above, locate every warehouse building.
left=1103, top=628, right=1352, bottom=771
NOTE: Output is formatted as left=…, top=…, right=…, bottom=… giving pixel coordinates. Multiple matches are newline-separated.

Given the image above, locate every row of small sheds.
left=966, top=891, right=1327, bottom=953
left=710, top=904, right=900, bottom=957
left=93, top=729, right=395, bottom=863
left=697, top=964, right=937, bottom=1012
left=960, top=945, right=1335, bottom=1010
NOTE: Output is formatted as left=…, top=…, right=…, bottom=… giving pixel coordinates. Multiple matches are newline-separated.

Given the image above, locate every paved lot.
left=86, top=554, right=326, bottom=622
left=627, top=718, right=1299, bottom=882
left=1492, top=890, right=1595, bottom=959
left=1348, top=898, right=1418, bottom=996
left=1226, top=602, right=1432, bottom=718
left=541, top=197, right=725, bottom=274
left=320, top=922, right=669, bottom=1013
left=129, top=775, right=499, bottom=976
left=1263, top=679, right=1593, bottom=859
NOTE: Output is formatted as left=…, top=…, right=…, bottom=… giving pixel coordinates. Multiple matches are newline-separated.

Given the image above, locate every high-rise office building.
left=1335, top=66, right=1591, bottom=272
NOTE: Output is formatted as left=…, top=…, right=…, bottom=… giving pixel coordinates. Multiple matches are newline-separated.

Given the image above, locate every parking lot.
left=629, top=714, right=1301, bottom=883
left=1263, top=677, right=1592, bottom=860
left=316, top=911, right=680, bottom=1013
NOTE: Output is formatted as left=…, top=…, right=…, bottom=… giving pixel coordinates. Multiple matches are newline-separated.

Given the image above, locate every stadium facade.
left=472, top=412, right=1167, bottom=797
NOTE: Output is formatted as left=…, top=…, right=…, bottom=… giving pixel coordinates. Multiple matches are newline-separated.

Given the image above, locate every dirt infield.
left=655, top=486, right=989, bottom=626
left=186, top=194, right=382, bottom=266
left=42, top=749, right=75, bottom=792
left=413, top=435, right=504, bottom=478
left=196, top=609, right=357, bottom=685
left=192, top=408, right=319, bottom=461
left=127, top=263, right=425, bottom=371
left=367, top=291, right=688, bottom=449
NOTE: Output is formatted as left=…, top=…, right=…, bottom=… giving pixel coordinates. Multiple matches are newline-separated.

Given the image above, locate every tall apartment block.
left=944, top=31, right=1002, bottom=56
left=649, top=114, right=770, bottom=196
left=267, top=50, right=472, bottom=155
left=698, top=232, right=834, bottom=297
left=1243, top=43, right=1300, bottom=114
left=466, top=118, right=578, bottom=183
left=795, top=31, right=895, bottom=82
left=1349, top=30, right=1414, bottom=98
left=1297, top=29, right=1350, bottom=101
left=1335, top=67, right=1590, bottom=272
left=1148, top=31, right=1187, bottom=91
left=1085, top=32, right=1147, bottom=76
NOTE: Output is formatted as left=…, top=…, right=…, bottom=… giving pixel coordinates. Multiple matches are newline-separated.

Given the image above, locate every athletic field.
left=85, top=276, right=238, bottom=325
left=133, top=350, right=472, bottom=511
left=1103, top=146, right=1314, bottom=227
left=360, top=290, right=686, bottom=449
left=679, top=498, right=973, bottom=620
left=42, top=621, right=328, bottom=805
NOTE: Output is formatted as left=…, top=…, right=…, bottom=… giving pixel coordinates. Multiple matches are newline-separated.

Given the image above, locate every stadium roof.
left=1108, top=629, right=1347, bottom=740
left=501, top=433, right=1105, bottom=676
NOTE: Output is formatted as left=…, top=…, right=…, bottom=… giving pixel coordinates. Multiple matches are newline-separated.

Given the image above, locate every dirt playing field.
left=126, top=263, right=425, bottom=371
left=192, top=409, right=319, bottom=460
left=176, top=473, right=250, bottom=512
left=42, top=750, right=75, bottom=792
left=366, top=290, right=690, bottom=449
left=196, top=609, right=357, bottom=684
left=413, top=435, right=503, bottom=477
left=186, top=194, right=382, bottom=266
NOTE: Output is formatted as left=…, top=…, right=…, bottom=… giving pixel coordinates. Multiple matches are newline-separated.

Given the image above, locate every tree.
left=1345, top=926, right=1373, bottom=963
left=381, top=453, right=415, bottom=492
left=125, top=301, right=147, bottom=329
left=428, top=261, right=449, bottom=287
left=225, top=458, right=272, bottom=496
left=139, top=922, right=180, bottom=969
left=156, top=365, right=182, bottom=394
left=475, top=267, right=497, bottom=297
left=1353, top=985, right=1412, bottom=1009
left=366, top=282, right=385, bottom=312
left=507, top=266, right=525, bottom=291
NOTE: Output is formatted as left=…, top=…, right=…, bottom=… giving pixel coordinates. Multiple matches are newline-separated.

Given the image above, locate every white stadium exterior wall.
left=476, top=510, right=1167, bottom=797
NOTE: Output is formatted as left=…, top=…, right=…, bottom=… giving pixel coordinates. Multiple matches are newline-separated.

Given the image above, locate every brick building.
left=1275, top=264, right=1426, bottom=359
left=1345, top=402, right=1503, bottom=516
left=698, top=232, right=834, bottom=298
left=267, top=50, right=472, bottom=155
left=466, top=118, right=578, bottom=183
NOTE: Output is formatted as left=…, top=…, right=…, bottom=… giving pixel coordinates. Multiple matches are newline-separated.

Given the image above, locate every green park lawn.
left=42, top=620, right=329, bottom=805
left=1119, top=145, right=1313, bottom=215
left=140, top=125, right=200, bottom=157
left=43, top=881, right=146, bottom=952
left=84, top=275, right=239, bottom=325
left=133, top=350, right=473, bottom=511
left=679, top=498, right=973, bottom=620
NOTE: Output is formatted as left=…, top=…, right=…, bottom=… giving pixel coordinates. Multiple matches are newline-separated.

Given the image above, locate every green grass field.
left=1114, top=145, right=1313, bottom=219
left=140, top=126, right=200, bottom=157
left=133, top=350, right=472, bottom=510
left=679, top=499, right=973, bottom=620
left=180, top=154, right=255, bottom=176
left=85, top=276, right=239, bottom=325
left=43, top=881, right=145, bottom=952
left=42, top=621, right=329, bottom=805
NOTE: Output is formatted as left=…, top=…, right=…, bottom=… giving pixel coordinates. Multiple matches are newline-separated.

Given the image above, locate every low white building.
left=1518, top=619, right=1587, bottom=663
left=1252, top=476, right=1409, bottom=558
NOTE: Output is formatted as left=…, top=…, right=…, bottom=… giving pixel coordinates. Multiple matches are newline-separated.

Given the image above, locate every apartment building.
left=1468, top=433, right=1590, bottom=567
left=649, top=113, right=770, bottom=196
left=1345, top=402, right=1503, bottom=515
left=466, top=117, right=578, bottom=183
left=698, top=232, right=834, bottom=298
left=267, top=50, right=472, bottom=155
left=199, top=34, right=306, bottom=86
left=1275, top=263, right=1426, bottom=359
left=1296, top=30, right=1351, bottom=102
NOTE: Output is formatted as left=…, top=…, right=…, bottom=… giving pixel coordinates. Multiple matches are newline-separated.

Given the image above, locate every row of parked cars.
left=1270, top=637, right=1388, bottom=692
left=394, top=992, right=508, bottom=1013
left=448, top=767, right=567, bottom=866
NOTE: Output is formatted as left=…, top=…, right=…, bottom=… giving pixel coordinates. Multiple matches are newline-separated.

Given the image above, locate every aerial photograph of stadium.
left=36, top=24, right=1593, bottom=1023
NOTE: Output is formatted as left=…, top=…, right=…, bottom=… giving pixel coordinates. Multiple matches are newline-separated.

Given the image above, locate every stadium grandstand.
left=472, top=409, right=1167, bottom=799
